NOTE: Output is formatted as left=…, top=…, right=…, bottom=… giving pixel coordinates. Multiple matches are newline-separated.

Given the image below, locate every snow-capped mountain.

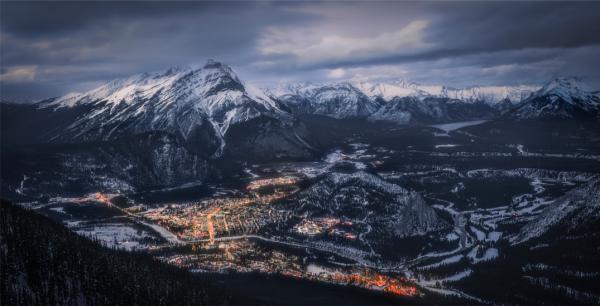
left=270, top=81, right=508, bottom=123
left=368, top=96, right=497, bottom=124
left=0, top=60, right=316, bottom=193
left=39, top=60, right=294, bottom=155
left=353, top=80, right=435, bottom=101
left=268, top=82, right=382, bottom=119
left=441, top=85, right=538, bottom=105
left=269, top=79, right=539, bottom=123
left=507, top=77, right=600, bottom=120
left=271, top=77, right=600, bottom=124
left=354, top=80, right=538, bottom=105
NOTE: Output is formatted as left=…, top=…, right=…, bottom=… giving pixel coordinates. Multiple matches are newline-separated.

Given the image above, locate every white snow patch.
left=487, top=231, right=502, bottom=242
left=470, top=226, right=486, bottom=241
left=435, top=144, right=460, bottom=149
left=419, top=254, right=463, bottom=270
left=445, top=232, right=460, bottom=241
left=75, top=224, right=153, bottom=251
left=49, top=206, right=67, bottom=214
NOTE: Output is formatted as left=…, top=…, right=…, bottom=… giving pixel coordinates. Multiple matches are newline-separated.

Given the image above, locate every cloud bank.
left=1, top=1, right=599, bottom=101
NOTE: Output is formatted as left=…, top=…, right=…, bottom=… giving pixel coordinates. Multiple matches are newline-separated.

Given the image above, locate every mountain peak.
left=35, top=60, right=292, bottom=151
left=203, top=59, right=223, bottom=69
left=536, top=77, right=594, bottom=102
left=43, top=61, right=249, bottom=109
left=201, top=59, right=239, bottom=77
left=508, top=77, right=600, bottom=120
left=163, top=66, right=190, bottom=76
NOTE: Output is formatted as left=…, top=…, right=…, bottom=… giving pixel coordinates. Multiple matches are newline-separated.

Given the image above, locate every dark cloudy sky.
left=1, top=1, right=600, bottom=101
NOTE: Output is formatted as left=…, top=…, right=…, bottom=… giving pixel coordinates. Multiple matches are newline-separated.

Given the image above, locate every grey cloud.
left=1, top=2, right=316, bottom=100
left=257, top=2, right=600, bottom=71
left=1, top=1, right=599, bottom=101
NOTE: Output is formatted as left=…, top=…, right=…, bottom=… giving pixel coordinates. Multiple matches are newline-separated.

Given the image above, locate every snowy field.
left=72, top=223, right=157, bottom=251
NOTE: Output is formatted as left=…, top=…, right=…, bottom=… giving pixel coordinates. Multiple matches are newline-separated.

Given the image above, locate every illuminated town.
left=293, top=217, right=357, bottom=240
left=85, top=174, right=420, bottom=298
left=161, top=239, right=418, bottom=298
left=140, top=176, right=300, bottom=242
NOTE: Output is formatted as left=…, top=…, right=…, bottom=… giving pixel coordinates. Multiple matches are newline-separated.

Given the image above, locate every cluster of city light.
left=166, top=239, right=418, bottom=298
left=164, top=240, right=303, bottom=274
left=91, top=179, right=417, bottom=299
left=93, top=192, right=113, bottom=205
left=246, top=176, right=300, bottom=191
left=293, top=217, right=356, bottom=240
left=142, top=176, right=301, bottom=242
left=308, top=267, right=418, bottom=297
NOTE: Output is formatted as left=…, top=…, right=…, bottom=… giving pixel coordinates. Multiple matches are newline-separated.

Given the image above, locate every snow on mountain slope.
left=368, top=96, right=497, bottom=124
left=354, top=80, right=538, bottom=105
left=536, top=77, right=599, bottom=104
left=269, top=82, right=382, bottom=119
left=441, top=85, right=538, bottom=105
left=275, top=77, right=595, bottom=123
left=270, top=80, right=523, bottom=123
left=38, top=60, right=292, bottom=154
left=511, top=178, right=600, bottom=245
left=507, top=77, right=600, bottom=120
left=353, top=80, right=434, bottom=101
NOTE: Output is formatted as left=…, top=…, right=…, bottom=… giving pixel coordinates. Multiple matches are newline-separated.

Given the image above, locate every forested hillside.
left=0, top=200, right=260, bottom=306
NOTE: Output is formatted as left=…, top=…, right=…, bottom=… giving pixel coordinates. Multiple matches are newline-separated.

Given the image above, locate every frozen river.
left=431, top=120, right=488, bottom=133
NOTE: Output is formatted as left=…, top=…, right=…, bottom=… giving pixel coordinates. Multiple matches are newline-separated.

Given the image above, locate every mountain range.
left=269, top=76, right=599, bottom=123
left=2, top=60, right=599, bottom=195
left=506, top=77, right=600, bottom=120
left=354, top=80, right=538, bottom=105
left=3, top=61, right=599, bottom=134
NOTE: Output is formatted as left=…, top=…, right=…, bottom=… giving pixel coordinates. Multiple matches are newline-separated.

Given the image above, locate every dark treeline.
left=0, top=200, right=263, bottom=306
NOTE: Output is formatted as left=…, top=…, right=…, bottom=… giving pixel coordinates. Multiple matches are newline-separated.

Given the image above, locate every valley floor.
left=8, top=119, right=600, bottom=305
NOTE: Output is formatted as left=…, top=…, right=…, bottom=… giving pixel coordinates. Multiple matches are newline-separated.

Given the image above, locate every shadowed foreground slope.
left=0, top=200, right=261, bottom=306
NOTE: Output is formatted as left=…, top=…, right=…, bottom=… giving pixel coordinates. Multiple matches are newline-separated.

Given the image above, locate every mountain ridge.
left=506, top=77, right=600, bottom=120
left=268, top=77, right=599, bottom=123
left=353, top=79, right=539, bottom=105
left=36, top=60, right=293, bottom=156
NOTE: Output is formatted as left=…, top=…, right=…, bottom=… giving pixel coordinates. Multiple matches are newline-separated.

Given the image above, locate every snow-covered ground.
left=469, top=247, right=499, bottom=264
left=72, top=223, right=155, bottom=251
left=324, top=149, right=369, bottom=170
left=435, top=144, right=460, bottom=149
left=419, top=269, right=473, bottom=286
left=418, top=254, right=464, bottom=270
